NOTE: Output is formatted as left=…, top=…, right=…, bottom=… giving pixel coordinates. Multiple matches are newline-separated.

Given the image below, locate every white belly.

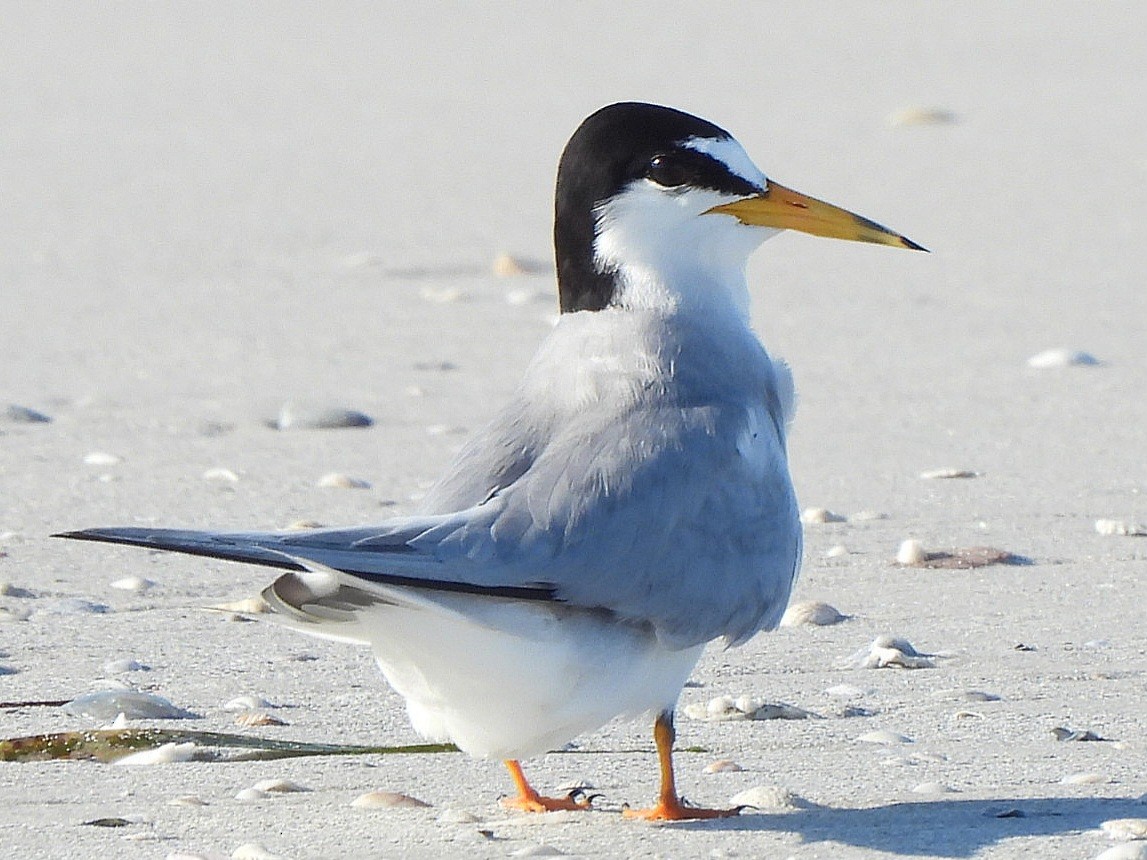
left=361, top=597, right=703, bottom=759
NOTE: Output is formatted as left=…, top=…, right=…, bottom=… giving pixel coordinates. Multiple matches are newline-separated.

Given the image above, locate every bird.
left=57, top=102, right=924, bottom=820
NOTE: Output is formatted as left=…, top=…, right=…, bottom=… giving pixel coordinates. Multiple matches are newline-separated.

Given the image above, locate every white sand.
left=2, top=4, right=1145, bottom=858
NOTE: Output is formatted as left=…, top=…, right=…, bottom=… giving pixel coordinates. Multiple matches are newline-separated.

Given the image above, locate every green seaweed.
left=0, top=728, right=457, bottom=763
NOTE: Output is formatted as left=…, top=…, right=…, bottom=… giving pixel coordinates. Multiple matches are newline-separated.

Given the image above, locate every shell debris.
left=728, top=785, right=807, bottom=810
left=896, top=539, right=928, bottom=565
left=1095, top=845, right=1147, bottom=860
left=888, top=107, right=957, bottom=127
left=896, top=541, right=1025, bottom=569
left=234, top=788, right=269, bottom=802
left=684, top=695, right=817, bottom=722
left=1026, top=348, right=1100, bottom=368
left=1102, top=819, right=1147, bottom=841
left=704, top=759, right=744, bottom=774
left=780, top=600, right=846, bottom=627
left=167, top=794, right=209, bottom=807
left=203, top=467, right=240, bottom=483
left=235, top=711, right=287, bottom=727
left=1096, top=519, right=1147, bottom=537
left=492, top=252, right=543, bottom=277
left=209, top=596, right=270, bottom=615
left=64, top=689, right=197, bottom=720
left=1062, top=772, right=1105, bottom=785
left=316, top=472, right=371, bottom=490
left=252, top=778, right=309, bottom=794
left=270, top=404, right=373, bottom=431
left=110, top=575, right=154, bottom=593
left=848, top=635, right=936, bottom=669
left=352, top=790, right=432, bottom=809
left=231, top=843, right=284, bottom=860
left=857, top=730, right=913, bottom=745
left=83, top=451, right=122, bottom=466
left=115, top=742, right=198, bottom=766
left=224, top=694, right=276, bottom=711
left=919, top=468, right=978, bottom=479
left=5, top=404, right=52, bottom=423
left=801, top=507, right=847, bottom=524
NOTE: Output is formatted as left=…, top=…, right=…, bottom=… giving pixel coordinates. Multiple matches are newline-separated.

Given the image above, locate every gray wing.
left=59, top=388, right=798, bottom=648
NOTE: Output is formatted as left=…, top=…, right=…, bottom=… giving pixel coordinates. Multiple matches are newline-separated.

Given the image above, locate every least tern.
left=59, top=102, right=923, bottom=820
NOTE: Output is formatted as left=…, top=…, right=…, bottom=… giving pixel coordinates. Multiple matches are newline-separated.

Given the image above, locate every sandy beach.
left=2, top=4, right=1145, bottom=858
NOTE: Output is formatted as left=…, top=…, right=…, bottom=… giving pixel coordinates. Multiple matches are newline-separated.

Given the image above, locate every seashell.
left=269, top=405, right=373, bottom=431
left=102, top=658, right=149, bottom=674
left=64, top=689, right=197, bottom=720
left=888, top=107, right=957, bottom=127
left=684, top=695, right=816, bottom=722
left=234, top=711, right=287, bottom=727
left=352, top=790, right=432, bottom=809
left=203, top=467, right=240, bottom=483
left=234, top=788, right=269, bottom=802
left=800, top=507, right=846, bottom=524
left=848, top=636, right=936, bottom=670
left=728, top=785, right=806, bottom=810
left=83, top=451, right=122, bottom=466
left=850, top=510, right=889, bottom=521
left=1102, top=818, right=1147, bottom=841
left=780, top=600, right=846, bottom=627
left=857, top=730, right=913, bottom=745
left=110, top=575, right=154, bottom=593
left=5, top=404, right=52, bottom=423
left=231, top=843, right=283, bottom=860
left=1051, top=726, right=1107, bottom=742
left=168, top=794, right=209, bottom=806
left=316, top=472, right=371, bottom=490
left=1062, top=772, right=1105, bottom=785
left=492, top=253, right=531, bottom=277
left=824, top=544, right=850, bottom=558
left=1095, top=845, right=1147, bottom=860
left=1096, top=519, right=1147, bottom=537
left=224, top=694, right=275, bottom=711
left=896, top=539, right=927, bottom=565
left=919, top=468, right=977, bottom=479
left=704, top=759, right=743, bottom=774
left=1026, top=348, right=1099, bottom=368
left=252, top=778, right=309, bottom=793
left=285, top=519, right=325, bottom=530
left=115, top=742, right=198, bottom=765
left=210, top=596, right=270, bottom=614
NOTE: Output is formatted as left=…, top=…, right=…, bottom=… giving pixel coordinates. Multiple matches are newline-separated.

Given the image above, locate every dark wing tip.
left=900, top=235, right=929, bottom=252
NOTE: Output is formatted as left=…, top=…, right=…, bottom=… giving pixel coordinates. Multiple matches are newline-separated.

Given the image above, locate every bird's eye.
left=646, top=155, right=691, bottom=188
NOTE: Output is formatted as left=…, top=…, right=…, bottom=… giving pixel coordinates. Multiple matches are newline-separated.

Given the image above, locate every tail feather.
left=54, top=527, right=306, bottom=571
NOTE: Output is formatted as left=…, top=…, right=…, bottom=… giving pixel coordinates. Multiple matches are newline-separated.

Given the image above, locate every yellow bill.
left=705, top=181, right=926, bottom=251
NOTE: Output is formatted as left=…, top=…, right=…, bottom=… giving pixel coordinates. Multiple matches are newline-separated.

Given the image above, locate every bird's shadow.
left=671, top=795, right=1144, bottom=855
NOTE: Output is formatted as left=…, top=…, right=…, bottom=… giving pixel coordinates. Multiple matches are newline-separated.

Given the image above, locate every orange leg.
left=623, top=711, right=741, bottom=821
left=500, top=759, right=594, bottom=813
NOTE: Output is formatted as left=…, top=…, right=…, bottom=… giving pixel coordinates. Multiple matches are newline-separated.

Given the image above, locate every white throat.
left=592, top=183, right=779, bottom=320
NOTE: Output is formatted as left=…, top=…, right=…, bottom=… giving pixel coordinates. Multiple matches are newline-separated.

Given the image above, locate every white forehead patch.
left=684, top=136, right=767, bottom=191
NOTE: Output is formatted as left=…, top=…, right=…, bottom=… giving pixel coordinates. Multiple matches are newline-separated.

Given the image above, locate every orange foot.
left=501, top=789, right=595, bottom=813
left=623, top=796, right=742, bottom=821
